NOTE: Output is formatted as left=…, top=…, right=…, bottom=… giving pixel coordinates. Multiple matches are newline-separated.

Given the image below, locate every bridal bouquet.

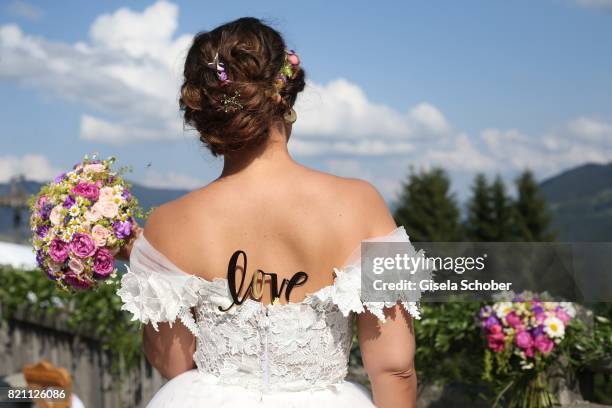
left=29, top=155, right=142, bottom=291
left=479, top=292, right=576, bottom=407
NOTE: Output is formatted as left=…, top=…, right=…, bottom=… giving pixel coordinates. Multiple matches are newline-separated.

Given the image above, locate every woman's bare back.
left=143, top=160, right=395, bottom=305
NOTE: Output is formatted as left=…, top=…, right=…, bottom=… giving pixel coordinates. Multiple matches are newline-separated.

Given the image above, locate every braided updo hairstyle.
left=180, top=17, right=306, bottom=156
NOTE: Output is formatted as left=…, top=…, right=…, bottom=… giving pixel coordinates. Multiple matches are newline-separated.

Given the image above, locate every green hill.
left=540, top=163, right=612, bottom=241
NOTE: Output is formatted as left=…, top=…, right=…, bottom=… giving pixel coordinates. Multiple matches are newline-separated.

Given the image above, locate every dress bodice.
left=117, top=227, right=420, bottom=392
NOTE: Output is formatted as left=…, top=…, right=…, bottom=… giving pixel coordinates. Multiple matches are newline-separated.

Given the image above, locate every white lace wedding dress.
left=117, top=227, right=419, bottom=407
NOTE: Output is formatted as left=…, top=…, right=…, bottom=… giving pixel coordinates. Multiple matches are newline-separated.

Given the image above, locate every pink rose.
left=525, top=347, right=535, bottom=358
left=68, top=257, right=85, bottom=275
left=84, top=163, right=105, bottom=173
left=49, top=238, right=69, bottom=263
left=93, top=248, right=114, bottom=277
left=489, top=324, right=502, bottom=334
left=72, top=182, right=99, bottom=200
left=85, top=206, right=102, bottom=223
left=91, top=224, right=110, bottom=247
left=70, top=233, right=96, bottom=258
left=98, top=187, right=115, bottom=202
left=49, top=205, right=63, bottom=225
left=94, top=200, right=119, bottom=219
left=534, top=334, right=554, bottom=354
left=487, top=332, right=505, bottom=353
left=515, top=330, right=534, bottom=350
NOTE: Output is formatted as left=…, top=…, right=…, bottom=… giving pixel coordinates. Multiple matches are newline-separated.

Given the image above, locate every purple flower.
left=93, top=248, right=114, bottom=277
left=484, top=315, right=500, bottom=330
left=49, top=238, right=69, bottom=263
left=532, top=305, right=544, bottom=315
left=72, top=182, right=100, bottom=200
left=121, top=189, right=130, bottom=201
left=36, top=224, right=50, bottom=238
left=112, top=220, right=132, bottom=240
left=40, top=203, right=53, bottom=220
left=46, top=268, right=58, bottom=281
left=219, top=71, right=228, bottom=81
left=70, top=233, right=96, bottom=258
left=54, top=172, right=67, bottom=184
left=35, top=249, right=45, bottom=268
left=479, top=306, right=492, bottom=319
left=63, top=195, right=76, bottom=208
left=533, top=325, right=545, bottom=337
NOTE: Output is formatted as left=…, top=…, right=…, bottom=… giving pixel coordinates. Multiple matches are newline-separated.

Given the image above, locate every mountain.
left=540, top=162, right=612, bottom=241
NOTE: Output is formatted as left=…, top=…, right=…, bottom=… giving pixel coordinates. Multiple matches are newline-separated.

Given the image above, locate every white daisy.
left=493, top=302, right=513, bottom=318
left=544, top=316, right=565, bottom=338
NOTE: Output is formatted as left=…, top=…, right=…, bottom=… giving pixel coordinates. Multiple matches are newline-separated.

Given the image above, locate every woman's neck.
left=219, top=122, right=295, bottom=178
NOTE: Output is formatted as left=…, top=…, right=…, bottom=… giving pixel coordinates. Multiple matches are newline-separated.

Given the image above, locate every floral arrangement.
left=479, top=291, right=577, bottom=407
left=29, top=155, right=142, bottom=291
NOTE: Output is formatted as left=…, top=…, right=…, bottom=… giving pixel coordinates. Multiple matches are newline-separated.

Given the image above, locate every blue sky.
left=1, top=0, right=611, bottom=201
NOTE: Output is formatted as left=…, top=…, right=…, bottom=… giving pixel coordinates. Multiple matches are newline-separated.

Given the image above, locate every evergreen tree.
left=513, top=170, right=556, bottom=241
left=464, top=174, right=495, bottom=241
left=393, top=167, right=462, bottom=242
left=490, top=175, right=515, bottom=241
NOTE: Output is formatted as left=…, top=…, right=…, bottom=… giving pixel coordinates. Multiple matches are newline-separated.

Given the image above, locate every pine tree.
left=513, top=170, right=556, bottom=241
left=393, top=167, right=462, bottom=242
left=464, top=174, right=495, bottom=241
left=490, top=175, right=515, bottom=241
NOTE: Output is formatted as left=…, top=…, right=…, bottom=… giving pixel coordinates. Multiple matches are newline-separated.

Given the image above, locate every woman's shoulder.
left=301, top=169, right=396, bottom=237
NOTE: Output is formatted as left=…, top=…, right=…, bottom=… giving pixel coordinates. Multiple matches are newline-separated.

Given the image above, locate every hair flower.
left=207, top=52, right=231, bottom=86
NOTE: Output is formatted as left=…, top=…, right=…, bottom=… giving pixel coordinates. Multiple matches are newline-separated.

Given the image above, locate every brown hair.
left=180, top=17, right=306, bottom=156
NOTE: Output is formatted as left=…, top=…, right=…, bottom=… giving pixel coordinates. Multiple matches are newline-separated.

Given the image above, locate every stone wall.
left=0, top=306, right=165, bottom=408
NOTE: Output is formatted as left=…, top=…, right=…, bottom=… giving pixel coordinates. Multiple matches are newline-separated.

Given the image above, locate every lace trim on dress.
left=117, top=226, right=422, bottom=334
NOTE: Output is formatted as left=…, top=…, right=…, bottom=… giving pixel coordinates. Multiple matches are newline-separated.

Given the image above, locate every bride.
left=118, top=17, right=418, bottom=408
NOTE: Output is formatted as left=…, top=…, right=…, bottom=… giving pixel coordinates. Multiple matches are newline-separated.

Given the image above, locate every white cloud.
left=479, top=117, right=612, bottom=178
left=4, top=0, right=43, bottom=22
left=573, top=0, right=612, bottom=11
left=141, top=169, right=204, bottom=190
left=0, top=1, right=189, bottom=145
left=292, top=79, right=451, bottom=154
left=0, top=154, right=61, bottom=183
left=0, top=2, right=451, bottom=151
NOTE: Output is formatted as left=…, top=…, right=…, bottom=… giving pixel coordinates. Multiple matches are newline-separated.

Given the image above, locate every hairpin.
left=207, top=52, right=231, bottom=86
left=220, top=91, right=243, bottom=112
left=274, top=50, right=300, bottom=91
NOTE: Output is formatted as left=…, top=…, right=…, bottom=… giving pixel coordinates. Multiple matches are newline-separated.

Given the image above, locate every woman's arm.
left=358, top=305, right=417, bottom=408
left=143, top=319, right=197, bottom=380
left=353, top=180, right=417, bottom=407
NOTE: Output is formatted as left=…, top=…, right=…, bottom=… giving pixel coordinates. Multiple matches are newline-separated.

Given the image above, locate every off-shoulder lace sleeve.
left=116, top=236, right=205, bottom=336
left=318, top=226, right=426, bottom=322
